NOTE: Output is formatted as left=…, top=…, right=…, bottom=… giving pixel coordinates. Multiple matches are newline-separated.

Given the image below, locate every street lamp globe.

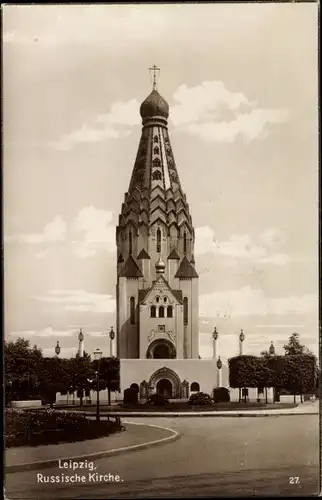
left=269, top=341, right=275, bottom=355
left=217, top=357, right=222, bottom=370
left=93, top=348, right=103, bottom=361
left=55, top=341, right=61, bottom=356
left=109, top=327, right=115, bottom=340
left=78, top=329, right=84, bottom=342
left=212, top=326, right=218, bottom=341
left=239, top=329, right=245, bottom=342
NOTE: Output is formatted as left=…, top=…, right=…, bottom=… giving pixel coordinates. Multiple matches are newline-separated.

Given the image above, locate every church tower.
left=116, top=68, right=199, bottom=361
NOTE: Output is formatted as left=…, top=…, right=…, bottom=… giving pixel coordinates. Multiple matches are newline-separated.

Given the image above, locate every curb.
left=5, top=422, right=181, bottom=475
left=84, top=411, right=318, bottom=418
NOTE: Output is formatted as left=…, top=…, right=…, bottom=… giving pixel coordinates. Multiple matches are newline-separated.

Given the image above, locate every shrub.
left=188, top=392, right=213, bottom=406
left=213, top=387, right=230, bottom=403
left=123, top=387, right=138, bottom=405
left=146, top=394, right=169, bottom=406
left=130, top=383, right=140, bottom=393
left=5, top=408, right=123, bottom=447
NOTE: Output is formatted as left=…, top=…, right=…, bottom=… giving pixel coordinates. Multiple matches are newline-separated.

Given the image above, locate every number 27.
left=289, top=477, right=300, bottom=484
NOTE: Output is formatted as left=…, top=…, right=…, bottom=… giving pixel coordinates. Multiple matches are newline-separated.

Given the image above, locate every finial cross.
left=149, top=64, right=160, bottom=90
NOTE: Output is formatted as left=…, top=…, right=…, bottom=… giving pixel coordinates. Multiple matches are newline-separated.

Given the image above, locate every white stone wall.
left=120, top=358, right=223, bottom=396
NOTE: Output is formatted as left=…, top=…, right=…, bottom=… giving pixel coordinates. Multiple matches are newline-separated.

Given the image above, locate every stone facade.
left=113, top=84, right=217, bottom=398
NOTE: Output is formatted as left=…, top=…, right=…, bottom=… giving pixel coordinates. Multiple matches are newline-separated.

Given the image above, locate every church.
left=115, top=70, right=222, bottom=400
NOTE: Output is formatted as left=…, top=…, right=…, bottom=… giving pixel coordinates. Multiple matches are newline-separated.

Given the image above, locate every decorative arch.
left=146, top=339, right=176, bottom=360
left=190, top=381, right=200, bottom=392
left=154, top=146, right=160, bottom=155
left=152, top=170, right=162, bottom=181
left=148, top=366, right=182, bottom=399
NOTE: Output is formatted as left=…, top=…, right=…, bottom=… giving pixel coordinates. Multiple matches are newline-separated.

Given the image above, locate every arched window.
left=183, top=232, right=187, bottom=254
left=154, top=146, right=159, bottom=155
left=153, top=158, right=161, bottom=168
left=159, top=306, right=165, bottom=318
left=156, top=229, right=161, bottom=253
left=129, top=231, right=132, bottom=255
left=190, top=382, right=200, bottom=392
left=164, top=297, right=167, bottom=303
left=154, top=135, right=159, bottom=143
left=130, top=297, right=135, bottom=324
left=156, top=296, right=160, bottom=303
left=150, top=306, right=156, bottom=318
left=183, top=297, right=188, bottom=325
left=152, top=170, right=162, bottom=181
left=167, top=306, right=173, bottom=318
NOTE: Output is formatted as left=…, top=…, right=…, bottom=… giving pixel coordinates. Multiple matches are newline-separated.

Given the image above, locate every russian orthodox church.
left=115, top=72, right=220, bottom=399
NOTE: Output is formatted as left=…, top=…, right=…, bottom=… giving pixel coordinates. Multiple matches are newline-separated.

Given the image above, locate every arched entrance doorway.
left=146, top=339, right=176, bottom=359
left=156, top=378, right=172, bottom=398
left=148, top=367, right=182, bottom=399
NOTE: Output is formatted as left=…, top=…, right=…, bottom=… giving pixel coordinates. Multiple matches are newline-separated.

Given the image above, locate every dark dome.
left=140, top=90, right=169, bottom=119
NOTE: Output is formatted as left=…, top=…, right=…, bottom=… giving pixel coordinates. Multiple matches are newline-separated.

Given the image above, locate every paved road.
left=5, top=415, right=319, bottom=498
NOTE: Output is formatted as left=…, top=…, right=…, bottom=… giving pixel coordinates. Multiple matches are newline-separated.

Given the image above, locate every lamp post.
left=239, top=329, right=245, bottom=356
left=212, top=326, right=218, bottom=360
left=217, top=356, right=222, bottom=387
left=109, top=327, right=115, bottom=357
left=55, top=341, right=61, bottom=357
left=93, top=348, right=103, bottom=421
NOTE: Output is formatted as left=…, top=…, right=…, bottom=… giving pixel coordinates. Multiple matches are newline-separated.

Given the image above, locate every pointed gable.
left=175, top=256, right=199, bottom=278
left=167, top=248, right=180, bottom=260
left=137, top=248, right=151, bottom=260
left=119, top=255, right=143, bottom=278
left=139, top=274, right=183, bottom=305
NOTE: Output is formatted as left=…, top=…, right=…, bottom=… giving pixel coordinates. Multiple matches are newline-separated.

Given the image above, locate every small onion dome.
left=78, top=329, right=84, bottom=342
left=269, top=341, right=275, bottom=355
left=140, top=90, right=169, bottom=120
left=217, top=357, right=222, bottom=370
left=55, top=341, right=61, bottom=355
left=239, top=329, right=245, bottom=342
left=155, top=256, right=166, bottom=273
left=212, top=326, right=218, bottom=341
left=109, top=327, right=115, bottom=340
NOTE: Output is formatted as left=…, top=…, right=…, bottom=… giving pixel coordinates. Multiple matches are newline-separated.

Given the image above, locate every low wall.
left=11, top=400, right=42, bottom=408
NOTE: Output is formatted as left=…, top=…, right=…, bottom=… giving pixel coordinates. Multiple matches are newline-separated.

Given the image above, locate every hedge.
left=5, top=409, right=123, bottom=447
left=229, top=354, right=316, bottom=393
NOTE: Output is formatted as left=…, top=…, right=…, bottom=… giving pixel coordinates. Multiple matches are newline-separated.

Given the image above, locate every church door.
left=156, top=378, right=172, bottom=398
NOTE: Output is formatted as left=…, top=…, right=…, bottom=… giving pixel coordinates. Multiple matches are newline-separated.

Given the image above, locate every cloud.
left=9, top=326, right=76, bottom=338
left=49, top=79, right=288, bottom=150
left=4, top=216, right=66, bottom=244
left=199, top=286, right=318, bottom=318
left=5, top=206, right=116, bottom=258
left=50, top=100, right=140, bottom=151
left=33, top=289, right=116, bottom=314
left=71, top=206, right=116, bottom=257
left=171, top=81, right=288, bottom=143
left=195, top=226, right=293, bottom=265
left=255, top=324, right=305, bottom=329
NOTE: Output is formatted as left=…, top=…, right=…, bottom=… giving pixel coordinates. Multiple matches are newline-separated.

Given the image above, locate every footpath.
left=5, top=421, right=180, bottom=474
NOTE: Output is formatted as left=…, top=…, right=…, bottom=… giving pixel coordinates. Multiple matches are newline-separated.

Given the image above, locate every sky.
left=3, top=3, right=319, bottom=362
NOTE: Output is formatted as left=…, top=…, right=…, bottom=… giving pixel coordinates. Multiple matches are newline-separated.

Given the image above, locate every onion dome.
left=155, top=256, right=166, bottom=273
left=140, top=90, right=169, bottom=120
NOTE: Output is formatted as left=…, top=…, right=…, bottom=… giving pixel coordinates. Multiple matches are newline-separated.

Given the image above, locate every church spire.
left=116, top=72, right=196, bottom=278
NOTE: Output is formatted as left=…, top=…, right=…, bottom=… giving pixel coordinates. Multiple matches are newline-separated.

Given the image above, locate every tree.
left=69, top=353, right=94, bottom=406
left=4, top=338, right=43, bottom=402
left=92, top=357, right=120, bottom=405
left=284, top=333, right=307, bottom=355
